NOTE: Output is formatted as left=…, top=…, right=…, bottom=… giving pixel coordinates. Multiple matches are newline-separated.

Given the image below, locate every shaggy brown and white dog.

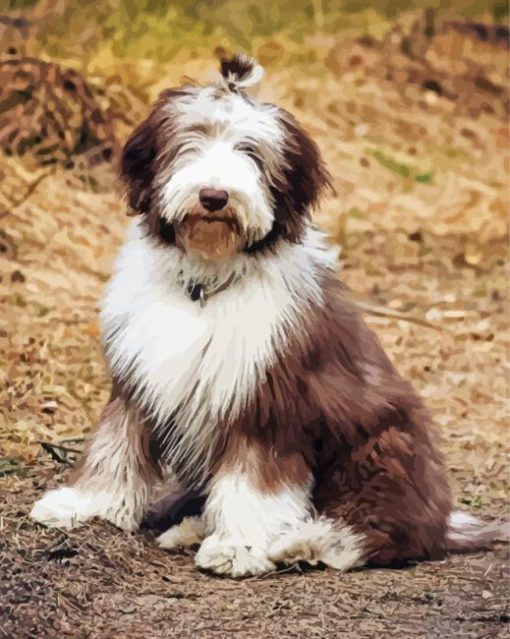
left=31, top=54, right=506, bottom=577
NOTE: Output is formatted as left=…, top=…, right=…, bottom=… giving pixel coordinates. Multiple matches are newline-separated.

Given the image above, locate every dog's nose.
left=199, top=188, right=229, bottom=212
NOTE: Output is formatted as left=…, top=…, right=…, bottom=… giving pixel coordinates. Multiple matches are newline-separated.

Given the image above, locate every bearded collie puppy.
left=31, top=54, right=506, bottom=577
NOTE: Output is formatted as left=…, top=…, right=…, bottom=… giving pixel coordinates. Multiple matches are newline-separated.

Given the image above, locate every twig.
left=354, top=299, right=443, bottom=332
left=58, top=437, right=85, bottom=445
left=0, top=166, right=56, bottom=221
left=39, top=441, right=82, bottom=454
left=261, top=562, right=303, bottom=579
left=38, top=441, right=81, bottom=464
left=0, top=456, right=21, bottom=477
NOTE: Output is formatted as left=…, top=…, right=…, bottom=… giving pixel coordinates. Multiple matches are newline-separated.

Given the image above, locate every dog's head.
left=120, top=53, right=331, bottom=261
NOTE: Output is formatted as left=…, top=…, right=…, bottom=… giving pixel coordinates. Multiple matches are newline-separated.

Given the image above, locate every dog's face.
left=120, top=55, right=330, bottom=261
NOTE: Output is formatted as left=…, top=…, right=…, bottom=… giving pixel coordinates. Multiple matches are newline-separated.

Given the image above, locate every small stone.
left=11, top=270, right=26, bottom=283
left=408, top=230, right=423, bottom=243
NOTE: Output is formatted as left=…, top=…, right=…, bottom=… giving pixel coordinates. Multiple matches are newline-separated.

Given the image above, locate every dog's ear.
left=120, top=88, right=192, bottom=215
left=120, top=113, right=157, bottom=215
left=220, top=53, right=264, bottom=97
left=278, top=111, right=333, bottom=215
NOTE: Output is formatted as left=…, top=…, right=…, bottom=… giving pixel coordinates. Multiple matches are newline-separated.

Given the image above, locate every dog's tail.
left=446, top=510, right=509, bottom=553
left=220, top=52, right=264, bottom=96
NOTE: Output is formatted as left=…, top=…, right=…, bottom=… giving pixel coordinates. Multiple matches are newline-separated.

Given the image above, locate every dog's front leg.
left=31, top=396, right=160, bottom=531
left=194, top=444, right=313, bottom=577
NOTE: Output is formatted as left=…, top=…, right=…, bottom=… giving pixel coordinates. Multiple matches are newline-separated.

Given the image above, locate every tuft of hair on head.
left=220, top=52, right=264, bottom=98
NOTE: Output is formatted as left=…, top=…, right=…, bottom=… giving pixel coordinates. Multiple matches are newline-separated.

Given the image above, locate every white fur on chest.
left=100, top=220, right=337, bottom=485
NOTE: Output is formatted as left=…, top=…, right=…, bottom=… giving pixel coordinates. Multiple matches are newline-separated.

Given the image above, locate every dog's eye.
left=235, top=143, right=262, bottom=166
left=183, top=124, right=209, bottom=138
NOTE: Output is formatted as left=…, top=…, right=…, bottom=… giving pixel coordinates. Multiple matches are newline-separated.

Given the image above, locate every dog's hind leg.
left=310, top=418, right=453, bottom=567
left=31, top=396, right=161, bottom=531
left=157, top=516, right=205, bottom=550
left=148, top=485, right=206, bottom=548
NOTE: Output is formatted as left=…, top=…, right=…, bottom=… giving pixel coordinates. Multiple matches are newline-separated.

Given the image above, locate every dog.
left=31, top=54, right=506, bottom=577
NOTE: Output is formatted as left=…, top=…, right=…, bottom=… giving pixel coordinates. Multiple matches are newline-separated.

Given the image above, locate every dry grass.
left=0, top=13, right=509, bottom=638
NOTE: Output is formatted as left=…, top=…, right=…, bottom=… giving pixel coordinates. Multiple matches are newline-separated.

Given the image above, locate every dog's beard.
left=174, top=207, right=246, bottom=263
left=161, top=172, right=275, bottom=256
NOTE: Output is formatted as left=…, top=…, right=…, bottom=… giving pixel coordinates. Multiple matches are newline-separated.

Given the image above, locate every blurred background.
left=0, top=0, right=508, bottom=524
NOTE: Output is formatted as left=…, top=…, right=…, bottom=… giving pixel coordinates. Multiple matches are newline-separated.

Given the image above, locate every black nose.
left=199, top=188, right=229, bottom=212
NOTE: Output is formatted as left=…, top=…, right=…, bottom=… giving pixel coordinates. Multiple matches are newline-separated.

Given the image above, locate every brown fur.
left=220, top=53, right=257, bottom=86
left=175, top=208, right=245, bottom=262
left=115, top=63, right=454, bottom=564
left=207, top=272, right=452, bottom=565
left=118, top=69, right=332, bottom=256
left=212, top=433, right=312, bottom=494
left=246, top=109, right=333, bottom=254
left=69, top=56, right=504, bottom=567
left=70, top=387, right=162, bottom=492
left=120, top=89, right=177, bottom=216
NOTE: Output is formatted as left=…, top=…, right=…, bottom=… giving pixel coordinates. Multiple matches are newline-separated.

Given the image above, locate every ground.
left=0, top=19, right=509, bottom=639
left=1, top=479, right=509, bottom=638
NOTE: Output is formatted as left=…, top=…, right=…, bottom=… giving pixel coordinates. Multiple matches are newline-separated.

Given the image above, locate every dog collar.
left=180, top=271, right=239, bottom=308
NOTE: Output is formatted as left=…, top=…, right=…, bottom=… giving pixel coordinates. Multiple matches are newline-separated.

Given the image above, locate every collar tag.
left=188, top=283, right=204, bottom=303
left=183, top=271, right=239, bottom=308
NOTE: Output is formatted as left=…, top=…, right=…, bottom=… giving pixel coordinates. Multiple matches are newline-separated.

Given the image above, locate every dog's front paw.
left=268, top=519, right=365, bottom=571
left=30, top=487, right=95, bottom=529
left=157, top=516, right=205, bottom=550
left=30, top=486, right=140, bottom=531
left=194, top=535, right=275, bottom=577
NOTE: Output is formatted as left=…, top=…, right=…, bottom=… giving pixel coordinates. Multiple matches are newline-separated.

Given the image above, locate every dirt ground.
left=1, top=22, right=509, bottom=639
left=1, top=474, right=509, bottom=638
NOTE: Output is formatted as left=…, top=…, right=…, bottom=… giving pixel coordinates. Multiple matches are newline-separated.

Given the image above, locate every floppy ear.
left=120, top=88, right=192, bottom=215
left=120, top=115, right=157, bottom=215
left=278, top=111, right=333, bottom=215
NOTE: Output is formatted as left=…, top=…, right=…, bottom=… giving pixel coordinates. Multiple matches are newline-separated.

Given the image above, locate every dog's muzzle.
left=174, top=191, right=245, bottom=262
